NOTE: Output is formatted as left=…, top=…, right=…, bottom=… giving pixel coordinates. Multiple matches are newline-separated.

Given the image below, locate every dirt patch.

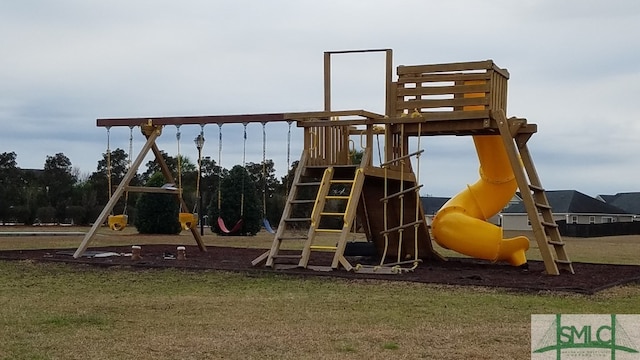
left=1, top=245, right=639, bottom=294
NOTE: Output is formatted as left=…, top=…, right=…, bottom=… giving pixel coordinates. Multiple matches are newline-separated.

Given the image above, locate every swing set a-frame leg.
left=149, top=141, right=206, bottom=252
left=73, top=124, right=206, bottom=258
left=74, top=125, right=161, bottom=258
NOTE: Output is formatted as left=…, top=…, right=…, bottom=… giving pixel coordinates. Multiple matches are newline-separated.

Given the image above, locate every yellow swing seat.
left=108, top=214, right=128, bottom=231
left=179, top=212, right=198, bottom=230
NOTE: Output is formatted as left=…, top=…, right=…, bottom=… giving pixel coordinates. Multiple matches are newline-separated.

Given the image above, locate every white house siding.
left=501, top=213, right=635, bottom=231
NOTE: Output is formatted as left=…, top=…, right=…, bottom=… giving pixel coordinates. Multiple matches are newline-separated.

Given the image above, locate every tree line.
left=0, top=150, right=296, bottom=235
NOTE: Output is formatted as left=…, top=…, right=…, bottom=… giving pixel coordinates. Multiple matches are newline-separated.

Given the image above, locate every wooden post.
left=385, top=49, right=393, bottom=117
left=324, top=52, right=331, bottom=111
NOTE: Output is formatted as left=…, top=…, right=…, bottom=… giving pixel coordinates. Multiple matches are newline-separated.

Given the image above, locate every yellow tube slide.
left=431, top=135, right=530, bottom=266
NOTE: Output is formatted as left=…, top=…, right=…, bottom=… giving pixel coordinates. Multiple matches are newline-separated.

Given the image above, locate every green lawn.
left=0, top=227, right=639, bottom=359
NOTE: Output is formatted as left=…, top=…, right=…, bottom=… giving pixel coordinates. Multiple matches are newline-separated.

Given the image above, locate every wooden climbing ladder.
left=495, top=110, right=574, bottom=275
left=252, top=150, right=367, bottom=271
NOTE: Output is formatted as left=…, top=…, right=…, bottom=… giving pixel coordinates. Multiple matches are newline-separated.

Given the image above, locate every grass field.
left=1, top=227, right=639, bottom=359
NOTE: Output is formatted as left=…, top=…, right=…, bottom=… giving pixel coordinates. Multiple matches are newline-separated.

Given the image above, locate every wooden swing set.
left=74, top=49, right=573, bottom=276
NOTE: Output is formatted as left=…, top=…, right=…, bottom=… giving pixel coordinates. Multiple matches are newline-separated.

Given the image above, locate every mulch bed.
left=2, top=245, right=639, bottom=294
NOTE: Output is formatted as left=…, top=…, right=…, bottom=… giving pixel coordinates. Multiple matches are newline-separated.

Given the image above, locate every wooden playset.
left=74, top=49, right=573, bottom=275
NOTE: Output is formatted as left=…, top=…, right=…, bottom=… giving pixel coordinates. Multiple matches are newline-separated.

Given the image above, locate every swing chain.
left=240, top=122, right=248, bottom=217
left=123, top=126, right=134, bottom=216
left=285, top=120, right=293, bottom=195
left=217, top=123, right=223, bottom=212
left=261, top=122, right=267, bottom=216
left=106, top=126, right=112, bottom=200
left=194, top=124, right=206, bottom=214
left=175, top=125, right=183, bottom=206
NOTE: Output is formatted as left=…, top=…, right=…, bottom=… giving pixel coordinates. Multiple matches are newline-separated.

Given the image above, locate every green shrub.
left=134, top=173, right=181, bottom=234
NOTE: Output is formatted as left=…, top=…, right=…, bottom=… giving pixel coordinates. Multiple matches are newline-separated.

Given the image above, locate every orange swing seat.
left=108, top=214, right=128, bottom=231
left=179, top=212, right=198, bottom=230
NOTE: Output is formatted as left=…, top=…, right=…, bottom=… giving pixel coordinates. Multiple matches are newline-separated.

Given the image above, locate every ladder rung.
left=380, top=185, right=423, bottom=202
left=320, top=212, right=345, bottom=216
left=272, top=264, right=300, bottom=270
left=325, top=196, right=350, bottom=200
left=290, top=199, right=315, bottom=204
left=284, top=218, right=311, bottom=222
left=529, top=184, right=545, bottom=192
left=380, top=220, right=423, bottom=235
left=547, top=240, right=565, bottom=246
left=315, top=229, right=342, bottom=233
left=541, top=221, right=558, bottom=228
left=330, top=179, right=354, bottom=184
left=554, top=259, right=572, bottom=265
left=535, top=202, right=552, bottom=210
left=380, top=149, right=424, bottom=167
left=278, top=236, right=308, bottom=240
left=297, top=182, right=321, bottom=186
left=272, top=254, right=302, bottom=259
left=305, top=265, right=335, bottom=272
left=310, top=245, right=337, bottom=251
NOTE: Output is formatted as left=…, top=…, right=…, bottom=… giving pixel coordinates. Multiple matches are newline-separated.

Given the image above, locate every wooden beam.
left=325, top=48, right=392, bottom=55
left=386, top=110, right=492, bottom=123
left=324, top=52, right=331, bottom=111
left=363, top=166, right=416, bottom=183
left=397, top=59, right=509, bottom=79
left=385, top=49, right=393, bottom=116
left=298, top=119, right=376, bottom=128
left=125, top=186, right=181, bottom=194
left=286, top=109, right=385, bottom=121
left=97, top=113, right=287, bottom=128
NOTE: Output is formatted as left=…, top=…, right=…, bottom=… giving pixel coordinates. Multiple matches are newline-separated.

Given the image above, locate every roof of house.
left=420, top=196, right=449, bottom=215
left=503, top=190, right=630, bottom=215
left=597, top=192, right=640, bottom=214
left=19, top=168, right=44, bottom=177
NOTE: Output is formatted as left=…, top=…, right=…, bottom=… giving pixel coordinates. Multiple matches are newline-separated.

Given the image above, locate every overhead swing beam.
left=94, top=110, right=385, bottom=128
left=124, top=186, right=181, bottom=194
left=96, top=113, right=288, bottom=127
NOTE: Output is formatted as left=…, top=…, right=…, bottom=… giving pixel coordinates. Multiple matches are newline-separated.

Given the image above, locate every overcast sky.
left=1, top=0, right=639, bottom=197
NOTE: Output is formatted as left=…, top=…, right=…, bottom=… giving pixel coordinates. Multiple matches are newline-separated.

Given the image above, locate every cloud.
left=1, top=0, right=639, bottom=198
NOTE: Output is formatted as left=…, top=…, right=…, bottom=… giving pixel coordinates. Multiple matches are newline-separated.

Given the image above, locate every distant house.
left=420, top=195, right=514, bottom=226
left=20, top=168, right=44, bottom=178
left=420, top=196, right=449, bottom=226
left=596, top=192, right=640, bottom=220
left=501, top=190, right=633, bottom=231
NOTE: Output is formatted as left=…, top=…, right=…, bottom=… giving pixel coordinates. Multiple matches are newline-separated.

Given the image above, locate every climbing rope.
left=413, top=122, right=422, bottom=262
left=397, top=123, right=406, bottom=264
left=380, top=124, right=390, bottom=266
